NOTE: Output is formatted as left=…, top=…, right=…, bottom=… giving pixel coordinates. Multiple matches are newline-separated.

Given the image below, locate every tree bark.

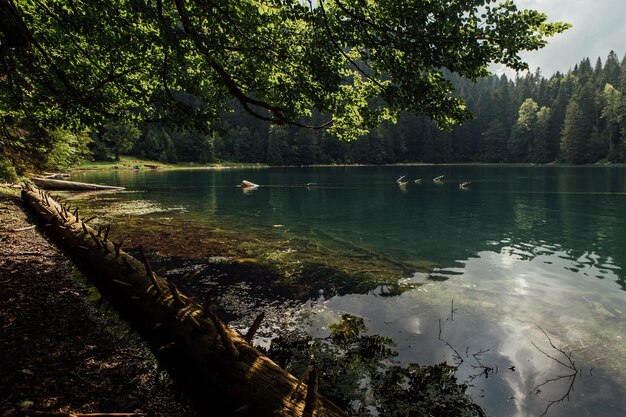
left=32, top=178, right=125, bottom=191
left=21, top=187, right=346, bottom=417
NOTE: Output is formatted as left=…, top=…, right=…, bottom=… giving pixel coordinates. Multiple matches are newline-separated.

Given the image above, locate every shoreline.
left=68, top=158, right=625, bottom=174
left=0, top=193, right=195, bottom=416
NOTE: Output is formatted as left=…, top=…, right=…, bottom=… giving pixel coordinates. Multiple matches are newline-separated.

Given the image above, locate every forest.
left=126, top=51, right=626, bottom=166
left=8, top=51, right=625, bottom=174
left=1, top=0, right=572, bottom=181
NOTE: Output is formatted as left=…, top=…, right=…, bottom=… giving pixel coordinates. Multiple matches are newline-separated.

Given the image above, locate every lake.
left=71, top=165, right=626, bottom=417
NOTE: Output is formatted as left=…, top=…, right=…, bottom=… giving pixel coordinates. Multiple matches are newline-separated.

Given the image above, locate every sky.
left=490, top=0, right=626, bottom=78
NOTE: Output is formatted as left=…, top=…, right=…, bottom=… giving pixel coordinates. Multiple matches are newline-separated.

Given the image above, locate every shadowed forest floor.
left=0, top=194, right=196, bottom=417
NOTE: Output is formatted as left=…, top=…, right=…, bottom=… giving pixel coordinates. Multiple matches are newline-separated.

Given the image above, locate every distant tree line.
left=118, top=51, right=626, bottom=166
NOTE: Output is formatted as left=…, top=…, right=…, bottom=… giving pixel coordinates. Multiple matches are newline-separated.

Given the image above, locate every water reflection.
left=311, top=244, right=626, bottom=417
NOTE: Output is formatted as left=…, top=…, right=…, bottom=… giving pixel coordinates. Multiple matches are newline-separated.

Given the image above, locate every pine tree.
left=480, top=120, right=508, bottom=163
left=601, top=51, right=621, bottom=88
left=561, top=100, right=591, bottom=164
left=601, top=84, right=623, bottom=160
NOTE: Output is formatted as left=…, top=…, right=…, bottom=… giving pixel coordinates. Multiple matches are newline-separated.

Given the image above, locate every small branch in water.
left=180, top=269, right=201, bottom=282
left=438, top=319, right=464, bottom=368
left=244, top=311, right=265, bottom=343
left=467, top=348, right=496, bottom=381
left=529, top=326, right=579, bottom=417
left=450, top=299, right=459, bottom=321
left=531, top=326, right=576, bottom=371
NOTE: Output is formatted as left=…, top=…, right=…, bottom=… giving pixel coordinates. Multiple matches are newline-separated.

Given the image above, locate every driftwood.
left=32, top=178, right=125, bottom=191
left=20, top=187, right=345, bottom=417
left=31, top=413, right=144, bottom=417
left=45, top=173, right=70, bottom=180
left=2, top=225, right=36, bottom=232
left=241, top=180, right=259, bottom=189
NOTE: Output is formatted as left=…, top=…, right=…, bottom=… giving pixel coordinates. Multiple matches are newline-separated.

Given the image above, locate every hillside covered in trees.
left=127, top=51, right=626, bottom=166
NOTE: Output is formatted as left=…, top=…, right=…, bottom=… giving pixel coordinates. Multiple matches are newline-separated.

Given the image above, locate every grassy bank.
left=73, top=156, right=269, bottom=171
left=0, top=184, right=20, bottom=198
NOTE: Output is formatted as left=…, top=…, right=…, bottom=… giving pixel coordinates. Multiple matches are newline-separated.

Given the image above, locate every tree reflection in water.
left=264, top=314, right=487, bottom=417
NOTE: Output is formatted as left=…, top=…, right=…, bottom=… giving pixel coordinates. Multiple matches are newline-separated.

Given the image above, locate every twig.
left=449, top=299, right=459, bottom=321
left=244, top=311, right=265, bottom=343
left=438, top=319, right=463, bottom=367
left=467, top=348, right=495, bottom=381
left=31, top=413, right=146, bottom=417
left=4, top=225, right=36, bottom=232
left=531, top=326, right=576, bottom=371
left=529, top=326, right=579, bottom=417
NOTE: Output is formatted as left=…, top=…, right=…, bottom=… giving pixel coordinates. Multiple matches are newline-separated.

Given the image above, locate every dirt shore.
left=0, top=193, right=196, bottom=417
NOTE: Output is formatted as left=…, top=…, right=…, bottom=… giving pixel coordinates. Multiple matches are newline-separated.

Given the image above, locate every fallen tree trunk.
left=21, top=186, right=346, bottom=417
left=32, top=178, right=125, bottom=191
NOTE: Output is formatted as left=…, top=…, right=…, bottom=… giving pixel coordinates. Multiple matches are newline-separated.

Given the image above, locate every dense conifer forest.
left=126, top=51, right=626, bottom=166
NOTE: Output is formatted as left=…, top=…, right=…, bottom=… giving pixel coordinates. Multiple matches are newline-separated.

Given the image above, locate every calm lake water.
left=74, top=165, right=626, bottom=417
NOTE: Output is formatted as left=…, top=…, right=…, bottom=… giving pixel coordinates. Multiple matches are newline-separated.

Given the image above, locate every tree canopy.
left=1, top=0, right=568, bottom=151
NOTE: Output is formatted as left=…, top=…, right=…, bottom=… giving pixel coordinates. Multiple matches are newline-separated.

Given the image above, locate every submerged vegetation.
left=62, top=194, right=424, bottom=299
left=265, top=314, right=487, bottom=417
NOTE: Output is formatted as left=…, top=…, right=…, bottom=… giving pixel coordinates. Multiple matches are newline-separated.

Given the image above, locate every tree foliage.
left=560, top=100, right=590, bottom=164
left=1, top=0, right=568, bottom=153
left=196, top=51, right=626, bottom=165
left=102, top=122, right=141, bottom=161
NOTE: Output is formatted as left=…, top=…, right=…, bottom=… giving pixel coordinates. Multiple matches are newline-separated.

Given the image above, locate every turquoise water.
left=74, top=165, right=626, bottom=417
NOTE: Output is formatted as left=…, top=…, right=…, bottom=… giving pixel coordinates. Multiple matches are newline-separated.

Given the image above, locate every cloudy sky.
left=491, top=0, right=626, bottom=77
